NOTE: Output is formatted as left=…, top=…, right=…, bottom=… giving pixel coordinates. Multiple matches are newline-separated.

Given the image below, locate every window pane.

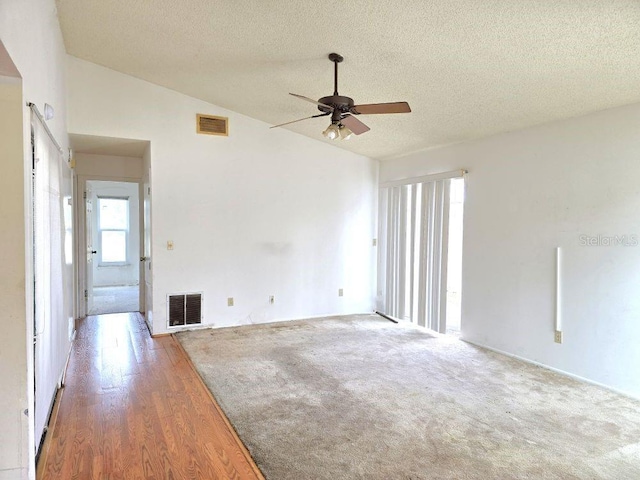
left=102, top=231, right=127, bottom=262
left=99, top=198, right=128, bottom=230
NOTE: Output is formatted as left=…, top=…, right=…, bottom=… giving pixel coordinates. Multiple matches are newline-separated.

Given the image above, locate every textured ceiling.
left=56, top=1, right=640, bottom=160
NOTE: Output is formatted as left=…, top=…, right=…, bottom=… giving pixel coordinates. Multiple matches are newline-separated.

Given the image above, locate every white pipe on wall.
left=555, top=246, right=562, bottom=332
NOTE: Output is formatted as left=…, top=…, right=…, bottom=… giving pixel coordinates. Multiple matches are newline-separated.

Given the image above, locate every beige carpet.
left=176, top=314, right=640, bottom=480
left=89, top=285, right=139, bottom=315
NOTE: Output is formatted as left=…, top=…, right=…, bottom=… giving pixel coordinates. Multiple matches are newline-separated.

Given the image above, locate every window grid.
left=98, top=197, right=129, bottom=264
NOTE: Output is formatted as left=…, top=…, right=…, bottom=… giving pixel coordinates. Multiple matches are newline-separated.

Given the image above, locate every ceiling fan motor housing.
left=318, top=95, right=355, bottom=116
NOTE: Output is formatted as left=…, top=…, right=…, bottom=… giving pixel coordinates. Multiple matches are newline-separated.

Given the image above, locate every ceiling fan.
left=271, top=53, right=411, bottom=140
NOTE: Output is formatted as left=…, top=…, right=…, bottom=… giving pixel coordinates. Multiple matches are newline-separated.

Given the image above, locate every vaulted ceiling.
left=56, top=1, right=640, bottom=160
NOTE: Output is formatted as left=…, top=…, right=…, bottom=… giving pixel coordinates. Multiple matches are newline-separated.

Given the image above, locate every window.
left=99, top=197, right=129, bottom=264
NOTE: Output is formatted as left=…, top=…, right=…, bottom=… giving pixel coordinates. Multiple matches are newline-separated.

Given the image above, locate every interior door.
left=138, top=182, right=145, bottom=313
left=85, top=182, right=95, bottom=313
left=143, top=181, right=152, bottom=327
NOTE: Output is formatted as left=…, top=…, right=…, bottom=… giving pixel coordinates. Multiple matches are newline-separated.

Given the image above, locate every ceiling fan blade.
left=270, top=112, right=330, bottom=129
left=352, top=102, right=411, bottom=115
left=341, top=114, right=370, bottom=135
left=289, top=93, right=334, bottom=110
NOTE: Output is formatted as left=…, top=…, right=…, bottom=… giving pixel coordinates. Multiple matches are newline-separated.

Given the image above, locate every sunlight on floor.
left=89, top=285, right=139, bottom=315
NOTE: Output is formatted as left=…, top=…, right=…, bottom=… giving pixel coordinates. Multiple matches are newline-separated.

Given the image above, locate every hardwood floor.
left=38, top=312, right=264, bottom=480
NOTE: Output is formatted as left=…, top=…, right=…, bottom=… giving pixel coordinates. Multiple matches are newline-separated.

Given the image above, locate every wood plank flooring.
left=38, top=312, right=264, bottom=480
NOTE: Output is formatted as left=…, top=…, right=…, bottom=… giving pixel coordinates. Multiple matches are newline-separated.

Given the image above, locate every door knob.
left=91, top=250, right=97, bottom=254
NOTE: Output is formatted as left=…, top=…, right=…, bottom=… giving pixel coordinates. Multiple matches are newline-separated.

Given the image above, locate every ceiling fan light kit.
left=339, top=124, right=353, bottom=140
left=322, top=123, right=341, bottom=140
left=271, top=53, right=411, bottom=140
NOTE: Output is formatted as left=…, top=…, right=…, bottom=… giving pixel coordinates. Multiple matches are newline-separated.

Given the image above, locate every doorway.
left=378, top=172, right=465, bottom=334
left=86, top=180, right=140, bottom=315
left=71, top=134, right=150, bottom=321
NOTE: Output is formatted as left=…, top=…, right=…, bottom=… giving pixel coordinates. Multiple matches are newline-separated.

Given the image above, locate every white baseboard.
left=461, top=338, right=640, bottom=401
left=171, top=311, right=377, bottom=334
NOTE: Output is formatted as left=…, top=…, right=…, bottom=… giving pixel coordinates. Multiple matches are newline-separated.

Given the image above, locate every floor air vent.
left=168, top=293, right=202, bottom=327
left=196, top=114, right=228, bottom=136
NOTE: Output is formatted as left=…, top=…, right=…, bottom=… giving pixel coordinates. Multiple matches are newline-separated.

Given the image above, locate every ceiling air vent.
left=196, top=114, right=228, bottom=136
left=168, top=293, right=202, bottom=327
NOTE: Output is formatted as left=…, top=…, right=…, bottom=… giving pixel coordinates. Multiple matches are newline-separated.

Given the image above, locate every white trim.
left=462, top=338, right=640, bottom=402
left=555, top=247, right=562, bottom=332
left=380, top=169, right=467, bottom=188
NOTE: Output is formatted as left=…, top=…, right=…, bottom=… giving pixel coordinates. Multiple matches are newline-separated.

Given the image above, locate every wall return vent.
left=168, top=293, right=203, bottom=327
left=196, top=114, right=228, bottom=136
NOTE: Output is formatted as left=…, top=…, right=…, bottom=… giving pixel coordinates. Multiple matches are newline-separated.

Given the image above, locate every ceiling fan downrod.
left=329, top=53, right=343, bottom=96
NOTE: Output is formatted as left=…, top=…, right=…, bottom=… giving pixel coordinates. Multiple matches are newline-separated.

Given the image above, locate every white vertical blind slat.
left=408, top=184, right=417, bottom=322
left=430, top=181, right=443, bottom=331
left=437, top=180, right=451, bottom=333
left=416, top=182, right=429, bottom=327
left=398, top=186, right=408, bottom=319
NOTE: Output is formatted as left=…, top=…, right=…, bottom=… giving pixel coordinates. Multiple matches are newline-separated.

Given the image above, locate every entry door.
left=85, top=183, right=95, bottom=313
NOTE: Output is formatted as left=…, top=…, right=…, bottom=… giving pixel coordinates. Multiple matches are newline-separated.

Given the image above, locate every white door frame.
left=75, top=174, right=145, bottom=318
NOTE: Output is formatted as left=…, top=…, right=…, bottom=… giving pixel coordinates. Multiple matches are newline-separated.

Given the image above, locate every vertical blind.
left=32, top=107, right=67, bottom=448
left=379, top=171, right=464, bottom=332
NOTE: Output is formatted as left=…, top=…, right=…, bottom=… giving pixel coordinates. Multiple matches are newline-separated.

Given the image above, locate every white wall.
left=75, top=152, right=143, bottom=179
left=0, top=1, right=70, bottom=478
left=89, top=181, right=140, bottom=287
left=67, top=56, right=378, bottom=335
left=381, top=102, right=640, bottom=398
left=0, top=75, right=28, bottom=480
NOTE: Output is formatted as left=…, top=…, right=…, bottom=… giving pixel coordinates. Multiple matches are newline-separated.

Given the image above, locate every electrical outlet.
left=167, top=240, right=174, bottom=250
left=269, top=295, right=275, bottom=304
left=227, top=297, right=234, bottom=307
left=338, top=288, right=344, bottom=297
left=554, top=331, right=563, bottom=344
left=372, top=238, right=377, bottom=247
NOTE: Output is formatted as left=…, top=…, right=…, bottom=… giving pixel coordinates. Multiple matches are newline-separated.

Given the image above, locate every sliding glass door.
left=378, top=172, right=464, bottom=333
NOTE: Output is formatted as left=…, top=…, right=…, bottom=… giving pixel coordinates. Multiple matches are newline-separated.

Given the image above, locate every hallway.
left=88, top=285, right=140, bottom=315
left=37, top=313, right=263, bottom=479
